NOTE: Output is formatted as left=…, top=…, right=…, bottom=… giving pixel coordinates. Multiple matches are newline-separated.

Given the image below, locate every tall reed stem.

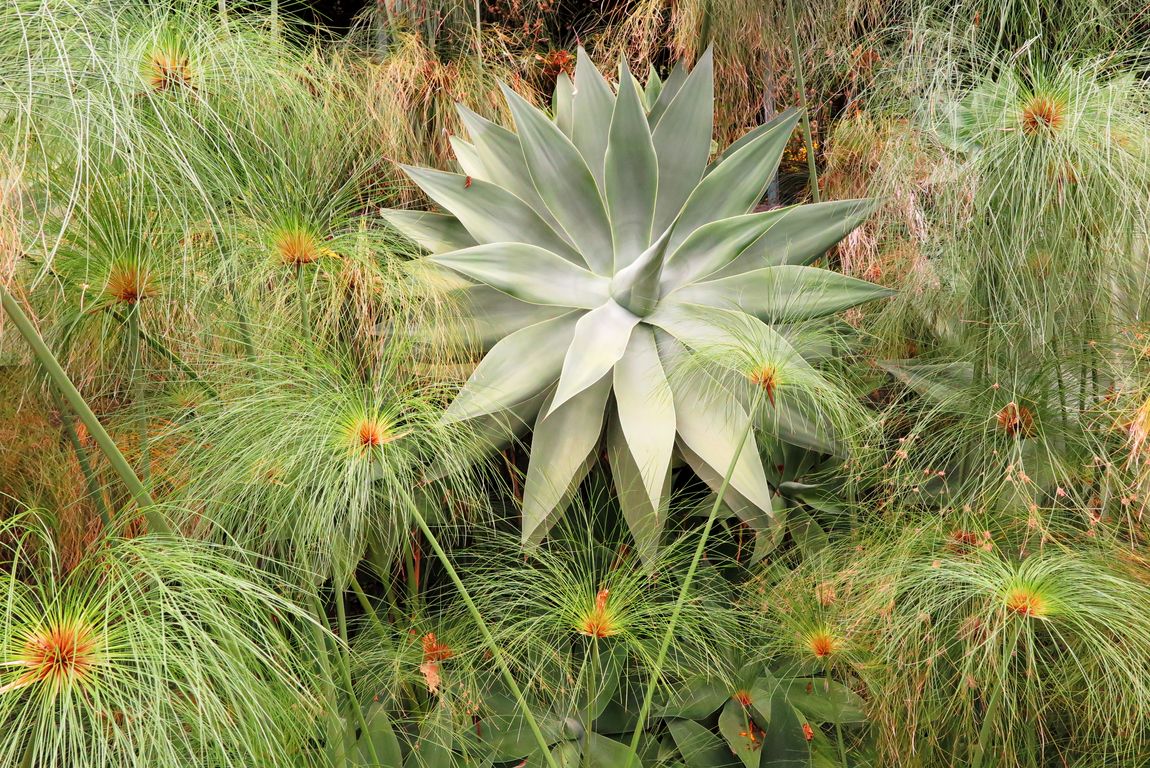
left=127, top=306, right=149, bottom=485
left=51, top=389, right=112, bottom=529
left=396, top=485, right=560, bottom=768
left=786, top=0, right=820, bottom=203
left=624, top=389, right=765, bottom=765
left=1, top=283, right=168, bottom=532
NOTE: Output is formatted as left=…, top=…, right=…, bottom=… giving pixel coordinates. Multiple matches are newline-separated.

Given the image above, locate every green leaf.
left=651, top=47, right=714, bottom=236
left=380, top=209, right=476, bottom=253
left=759, top=689, right=812, bottom=767
left=668, top=110, right=801, bottom=254
left=660, top=208, right=787, bottom=289
left=716, top=199, right=879, bottom=272
left=450, top=285, right=569, bottom=350
left=667, top=719, right=741, bottom=768
left=522, top=376, right=612, bottom=544
left=648, top=302, right=804, bottom=370
left=456, top=104, right=568, bottom=234
left=789, top=508, right=829, bottom=559
left=661, top=337, right=775, bottom=518
left=717, top=698, right=763, bottom=768
left=705, top=107, right=800, bottom=173
left=784, top=678, right=868, bottom=724
left=670, top=265, right=893, bottom=322
left=446, top=312, right=579, bottom=422
left=429, top=243, right=609, bottom=309
left=404, top=701, right=455, bottom=768
left=657, top=675, right=730, bottom=719
left=502, top=83, right=614, bottom=274
left=399, top=165, right=582, bottom=264
left=612, top=327, right=676, bottom=516
left=571, top=47, right=617, bottom=189
left=647, top=59, right=688, bottom=128
left=554, top=71, right=575, bottom=136
left=643, top=64, right=663, bottom=108
left=354, top=704, right=404, bottom=767
left=478, top=691, right=565, bottom=760
left=605, top=58, right=658, bottom=269
left=607, top=416, right=668, bottom=565
left=549, top=300, right=640, bottom=413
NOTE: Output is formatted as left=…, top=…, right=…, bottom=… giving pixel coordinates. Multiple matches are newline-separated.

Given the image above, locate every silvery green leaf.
left=668, top=109, right=801, bottom=254
left=677, top=441, right=775, bottom=531
left=456, top=104, right=569, bottom=236
left=554, top=70, right=575, bottom=136
left=716, top=198, right=879, bottom=272
left=669, top=264, right=893, bottom=321
left=648, top=302, right=804, bottom=371
left=448, top=136, right=485, bottom=178
left=452, top=285, right=570, bottom=349
left=550, top=300, right=641, bottom=413
left=610, top=228, right=669, bottom=316
left=446, top=312, right=579, bottom=422
left=399, top=165, right=583, bottom=264
left=704, top=106, right=800, bottom=173
left=643, top=64, right=662, bottom=107
left=651, top=47, right=713, bottom=235
left=502, top=82, right=615, bottom=274
left=661, top=338, right=775, bottom=517
left=612, top=327, right=676, bottom=516
left=571, top=47, right=617, bottom=189
left=607, top=417, right=667, bottom=568
left=522, top=376, right=611, bottom=545
left=647, top=58, right=688, bottom=128
left=660, top=208, right=785, bottom=289
left=430, top=243, right=609, bottom=308
left=605, top=58, right=658, bottom=268
left=379, top=209, right=476, bottom=253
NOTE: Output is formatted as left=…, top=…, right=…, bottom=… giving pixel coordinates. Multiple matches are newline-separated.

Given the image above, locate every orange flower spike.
left=576, top=588, right=619, bottom=639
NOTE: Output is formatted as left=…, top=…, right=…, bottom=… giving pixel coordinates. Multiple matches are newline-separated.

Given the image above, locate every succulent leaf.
left=388, top=52, right=888, bottom=553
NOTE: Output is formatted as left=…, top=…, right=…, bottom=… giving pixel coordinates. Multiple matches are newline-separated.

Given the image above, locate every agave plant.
left=384, top=49, right=889, bottom=552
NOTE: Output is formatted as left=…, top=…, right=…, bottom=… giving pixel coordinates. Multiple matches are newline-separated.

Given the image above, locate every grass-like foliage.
left=0, top=512, right=321, bottom=768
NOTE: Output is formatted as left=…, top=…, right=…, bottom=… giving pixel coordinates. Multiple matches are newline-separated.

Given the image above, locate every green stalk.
left=296, top=264, right=310, bottom=336
left=310, top=592, right=348, bottom=766
left=584, top=639, right=600, bottom=768
left=51, top=389, right=112, bottom=530
left=108, top=308, right=218, bottom=397
left=350, top=574, right=388, bottom=635
left=396, top=485, right=560, bottom=768
left=1, top=283, right=168, bottom=532
left=126, top=306, right=149, bottom=486
left=786, top=0, right=820, bottom=204
left=624, top=389, right=766, bottom=765
left=337, top=586, right=379, bottom=765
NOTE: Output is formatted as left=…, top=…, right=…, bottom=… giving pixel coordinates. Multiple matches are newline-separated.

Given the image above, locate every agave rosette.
left=383, top=49, right=890, bottom=553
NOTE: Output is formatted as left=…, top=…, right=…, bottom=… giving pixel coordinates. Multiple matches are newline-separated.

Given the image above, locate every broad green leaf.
left=584, top=733, right=644, bottom=767
left=660, top=208, right=788, bottom=289
left=669, top=265, right=893, bottom=322
left=657, top=675, right=730, bottom=719
left=667, top=110, right=801, bottom=254
left=643, top=64, right=663, bottom=108
left=716, top=198, right=879, bottom=273
left=661, top=339, right=775, bottom=518
left=666, top=719, right=741, bottom=768
left=651, top=47, right=714, bottom=236
left=784, top=678, right=868, bottom=724
left=607, top=416, right=668, bottom=565
left=789, top=508, right=829, bottom=559
left=760, top=690, right=812, bottom=767
left=448, top=136, right=485, bottom=178
left=451, top=285, right=569, bottom=350
left=399, top=165, right=582, bottom=264
left=353, top=704, right=403, bottom=767
left=379, top=209, right=476, bottom=253
left=478, top=691, right=565, bottom=760
left=571, top=47, right=617, bottom=189
left=502, top=83, right=615, bottom=274
left=705, top=107, right=800, bottom=173
left=554, top=71, right=575, bottom=136
left=404, top=701, right=454, bottom=768
left=612, top=327, right=676, bottom=515
left=522, top=376, right=611, bottom=544
left=549, top=300, right=640, bottom=413
left=605, top=59, right=658, bottom=268
left=717, top=698, right=763, bottom=768
left=456, top=104, right=569, bottom=235
left=647, top=59, right=688, bottom=128
left=446, top=312, right=578, bottom=422
left=430, top=243, right=609, bottom=308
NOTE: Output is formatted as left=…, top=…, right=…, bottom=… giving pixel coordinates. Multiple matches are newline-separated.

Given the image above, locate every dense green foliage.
left=2, top=1, right=1150, bottom=767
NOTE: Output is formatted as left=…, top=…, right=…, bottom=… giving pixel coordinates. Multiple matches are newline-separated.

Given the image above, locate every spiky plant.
left=0, top=512, right=321, bottom=768
left=171, top=324, right=480, bottom=584
left=852, top=521, right=1150, bottom=767
left=384, top=49, right=889, bottom=553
